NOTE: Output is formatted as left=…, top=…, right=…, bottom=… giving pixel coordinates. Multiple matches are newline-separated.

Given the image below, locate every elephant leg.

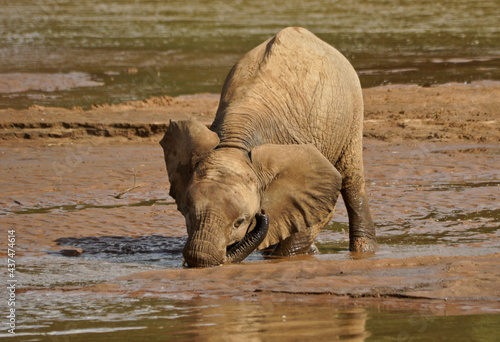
left=342, top=185, right=377, bottom=252
left=271, top=230, right=317, bottom=256
left=271, top=211, right=334, bottom=256
left=336, top=137, right=377, bottom=252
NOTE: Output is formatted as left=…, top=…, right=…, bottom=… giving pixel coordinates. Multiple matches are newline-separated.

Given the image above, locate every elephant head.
left=160, top=119, right=341, bottom=267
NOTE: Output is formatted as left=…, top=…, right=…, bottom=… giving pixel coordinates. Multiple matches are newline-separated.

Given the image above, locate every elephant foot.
left=262, top=241, right=319, bottom=258
left=350, top=236, right=378, bottom=252
left=267, top=232, right=317, bottom=257
left=308, top=242, right=319, bottom=255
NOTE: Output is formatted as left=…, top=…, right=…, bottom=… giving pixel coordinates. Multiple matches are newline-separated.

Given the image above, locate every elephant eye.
left=234, top=218, right=245, bottom=228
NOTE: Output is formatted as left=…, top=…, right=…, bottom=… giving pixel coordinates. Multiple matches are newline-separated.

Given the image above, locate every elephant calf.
left=161, top=27, right=377, bottom=267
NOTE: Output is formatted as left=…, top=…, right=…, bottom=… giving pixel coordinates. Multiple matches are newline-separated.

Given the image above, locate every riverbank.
left=1, top=81, right=499, bottom=338
left=4, top=139, right=498, bottom=307
left=1, top=81, right=499, bottom=143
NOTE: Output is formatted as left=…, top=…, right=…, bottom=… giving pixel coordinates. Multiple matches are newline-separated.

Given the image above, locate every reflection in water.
left=183, top=302, right=369, bottom=342
left=10, top=295, right=370, bottom=341
left=8, top=295, right=500, bottom=341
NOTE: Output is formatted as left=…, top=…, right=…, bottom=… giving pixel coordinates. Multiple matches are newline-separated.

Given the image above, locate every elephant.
left=160, top=27, right=377, bottom=267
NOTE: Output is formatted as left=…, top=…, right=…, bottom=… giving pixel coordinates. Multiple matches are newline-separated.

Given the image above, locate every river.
left=1, top=0, right=499, bottom=108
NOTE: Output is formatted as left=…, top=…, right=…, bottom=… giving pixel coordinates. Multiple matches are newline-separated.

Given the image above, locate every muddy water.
left=4, top=294, right=500, bottom=341
left=317, top=142, right=500, bottom=261
left=1, top=141, right=499, bottom=339
left=2, top=142, right=499, bottom=268
left=2, top=0, right=500, bottom=109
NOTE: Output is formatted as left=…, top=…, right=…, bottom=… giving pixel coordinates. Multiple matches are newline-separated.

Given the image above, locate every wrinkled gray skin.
left=161, top=27, right=377, bottom=267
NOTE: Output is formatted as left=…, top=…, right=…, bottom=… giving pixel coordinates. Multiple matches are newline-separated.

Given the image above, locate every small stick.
left=111, top=169, right=142, bottom=199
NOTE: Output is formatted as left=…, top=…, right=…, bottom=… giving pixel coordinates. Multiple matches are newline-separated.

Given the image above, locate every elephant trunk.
left=183, top=229, right=226, bottom=267
left=183, top=211, right=227, bottom=267
left=183, top=212, right=269, bottom=267
left=226, top=212, right=269, bottom=264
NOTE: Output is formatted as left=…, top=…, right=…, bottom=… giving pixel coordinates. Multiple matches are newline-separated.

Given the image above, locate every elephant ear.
left=251, top=144, right=342, bottom=248
left=160, top=119, right=219, bottom=210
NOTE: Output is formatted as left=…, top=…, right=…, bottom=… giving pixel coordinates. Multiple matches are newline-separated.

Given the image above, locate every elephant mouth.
left=226, top=218, right=257, bottom=253
left=225, top=212, right=269, bottom=263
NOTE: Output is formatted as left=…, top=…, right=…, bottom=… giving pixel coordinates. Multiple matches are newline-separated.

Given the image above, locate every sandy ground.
left=1, top=81, right=499, bottom=143
left=1, top=82, right=499, bottom=316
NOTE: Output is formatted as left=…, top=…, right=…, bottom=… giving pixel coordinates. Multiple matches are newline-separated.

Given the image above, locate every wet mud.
left=1, top=83, right=499, bottom=338
left=2, top=141, right=498, bottom=294
left=0, top=72, right=104, bottom=94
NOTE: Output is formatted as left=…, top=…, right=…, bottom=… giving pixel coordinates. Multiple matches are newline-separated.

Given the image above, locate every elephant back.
left=211, top=27, right=363, bottom=163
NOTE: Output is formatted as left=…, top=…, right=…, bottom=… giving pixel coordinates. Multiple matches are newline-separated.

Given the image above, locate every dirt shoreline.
left=84, top=252, right=500, bottom=302
left=2, top=81, right=499, bottom=316
left=17, top=253, right=500, bottom=317
left=1, top=81, right=499, bottom=143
